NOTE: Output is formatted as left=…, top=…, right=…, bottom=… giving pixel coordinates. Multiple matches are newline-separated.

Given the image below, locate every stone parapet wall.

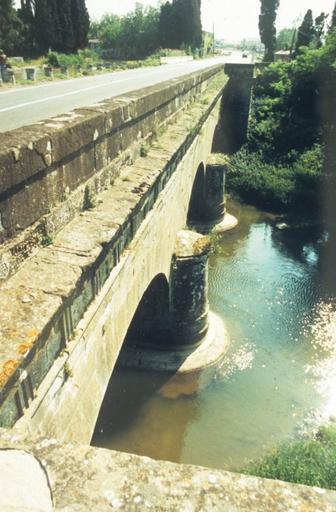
left=0, top=65, right=224, bottom=282
left=0, top=429, right=335, bottom=511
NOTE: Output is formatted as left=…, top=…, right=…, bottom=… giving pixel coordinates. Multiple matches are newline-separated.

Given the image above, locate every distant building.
left=275, top=50, right=291, bottom=62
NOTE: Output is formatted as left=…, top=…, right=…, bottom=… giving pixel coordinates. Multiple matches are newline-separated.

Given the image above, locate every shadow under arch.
left=187, top=162, right=205, bottom=225
left=124, top=273, right=171, bottom=349
left=91, top=274, right=175, bottom=446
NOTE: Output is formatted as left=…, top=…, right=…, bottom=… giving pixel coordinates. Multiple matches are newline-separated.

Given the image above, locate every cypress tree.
left=190, top=0, right=202, bottom=49
left=34, top=0, right=60, bottom=52
left=18, top=0, right=35, bottom=54
left=57, top=0, right=75, bottom=53
left=259, top=0, right=280, bottom=62
left=295, top=10, right=315, bottom=53
left=71, top=0, right=90, bottom=50
left=330, top=2, right=336, bottom=32
left=314, top=12, right=328, bottom=48
left=159, top=0, right=202, bottom=50
left=173, top=0, right=187, bottom=48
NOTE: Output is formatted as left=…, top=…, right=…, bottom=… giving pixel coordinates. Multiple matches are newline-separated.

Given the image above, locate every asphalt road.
left=0, top=57, right=229, bottom=133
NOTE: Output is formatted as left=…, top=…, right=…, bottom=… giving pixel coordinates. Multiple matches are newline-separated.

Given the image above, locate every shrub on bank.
left=47, top=50, right=100, bottom=68
left=230, top=32, right=336, bottom=214
left=244, top=424, right=336, bottom=490
left=228, top=144, right=323, bottom=213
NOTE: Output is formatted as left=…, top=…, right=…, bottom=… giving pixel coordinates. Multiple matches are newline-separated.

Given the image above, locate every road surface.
left=0, top=53, right=251, bottom=133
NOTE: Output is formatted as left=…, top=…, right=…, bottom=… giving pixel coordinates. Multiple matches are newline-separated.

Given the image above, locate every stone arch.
left=124, top=273, right=170, bottom=349
left=187, top=162, right=205, bottom=225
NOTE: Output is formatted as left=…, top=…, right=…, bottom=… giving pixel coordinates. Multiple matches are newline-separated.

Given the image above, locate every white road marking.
left=0, top=67, right=162, bottom=96
left=0, top=70, right=163, bottom=113
left=0, top=60, right=198, bottom=97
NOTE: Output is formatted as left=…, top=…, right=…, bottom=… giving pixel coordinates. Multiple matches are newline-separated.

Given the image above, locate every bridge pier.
left=120, top=230, right=229, bottom=388
left=203, top=154, right=238, bottom=233
left=188, top=155, right=238, bottom=233
left=170, top=230, right=210, bottom=347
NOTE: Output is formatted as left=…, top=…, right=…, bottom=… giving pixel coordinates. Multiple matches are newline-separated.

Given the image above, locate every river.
left=92, top=200, right=336, bottom=471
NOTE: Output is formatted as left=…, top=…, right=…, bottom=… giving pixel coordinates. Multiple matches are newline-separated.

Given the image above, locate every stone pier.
left=120, top=230, right=229, bottom=379
left=171, top=230, right=211, bottom=347
left=188, top=154, right=238, bottom=233
left=204, top=153, right=238, bottom=233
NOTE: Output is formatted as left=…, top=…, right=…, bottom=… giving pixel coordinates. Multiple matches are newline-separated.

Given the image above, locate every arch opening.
left=92, top=274, right=173, bottom=447
left=187, top=163, right=205, bottom=225
left=124, top=273, right=170, bottom=349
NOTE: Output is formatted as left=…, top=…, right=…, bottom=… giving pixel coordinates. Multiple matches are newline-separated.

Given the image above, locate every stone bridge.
left=0, top=63, right=254, bottom=443
left=0, top=63, right=334, bottom=511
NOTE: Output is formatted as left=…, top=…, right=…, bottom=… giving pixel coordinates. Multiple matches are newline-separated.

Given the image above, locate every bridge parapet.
left=0, top=428, right=335, bottom=511
left=0, top=65, right=224, bottom=283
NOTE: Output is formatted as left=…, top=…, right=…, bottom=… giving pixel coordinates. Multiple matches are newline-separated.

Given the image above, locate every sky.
left=85, top=0, right=336, bottom=41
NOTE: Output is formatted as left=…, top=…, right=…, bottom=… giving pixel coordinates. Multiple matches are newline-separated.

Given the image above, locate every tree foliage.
left=295, top=10, right=328, bottom=54
left=330, top=2, right=336, bottom=32
left=314, top=12, right=329, bottom=48
left=91, top=0, right=202, bottom=59
left=250, top=31, right=336, bottom=157
left=276, top=28, right=296, bottom=51
left=0, top=0, right=24, bottom=54
left=92, top=5, right=160, bottom=59
left=34, top=0, right=58, bottom=52
left=71, top=0, right=90, bottom=50
left=259, top=0, right=280, bottom=62
left=295, top=9, right=315, bottom=52
left=33, top=0, right=89, bottom=53
left=9, top=0, right=90, bottom=54
left=229, top=30, right=336, bottom=213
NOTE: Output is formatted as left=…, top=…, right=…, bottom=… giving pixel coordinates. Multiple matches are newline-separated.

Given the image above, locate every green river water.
left=92, top=201, right=336, bottom=471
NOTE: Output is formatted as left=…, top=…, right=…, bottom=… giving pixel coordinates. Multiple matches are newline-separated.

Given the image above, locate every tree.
left=259, top=0, right=280, bottom=62
left=94, top=5, right=160, bottom=59
left=159, top=0, right=202, bottom=50
left=295, top=10, right=328, bottom=54
left=314, top=12, right=328, bottom=48
left=34, top=0, right=60, bottom=52
left=276, top=28, right=296, bottom=51
left=159, top=2, right=175, bottom=48
left=189, top=0, right=202, bottom=49
left=0, top=0, right=24, bottom=54
left=71, top=0, right=90, bottom=50
left=295, top=9, right=314, bottom=53
left=329, top=2, right=336, bottom=32
left=57, top=0, right=75, bottom=53
left=17, top=0, right=35, bottom=54
left=34, top=0, right=89, bottom=53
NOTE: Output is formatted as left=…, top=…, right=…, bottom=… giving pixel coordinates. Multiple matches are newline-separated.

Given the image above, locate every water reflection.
left=93, top=200, right=336, bottom=471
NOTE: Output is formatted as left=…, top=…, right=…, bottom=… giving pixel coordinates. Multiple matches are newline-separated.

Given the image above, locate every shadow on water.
left=92, top=361, right=200, bottom=462
left=92, top=366, right=173, bottom=440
